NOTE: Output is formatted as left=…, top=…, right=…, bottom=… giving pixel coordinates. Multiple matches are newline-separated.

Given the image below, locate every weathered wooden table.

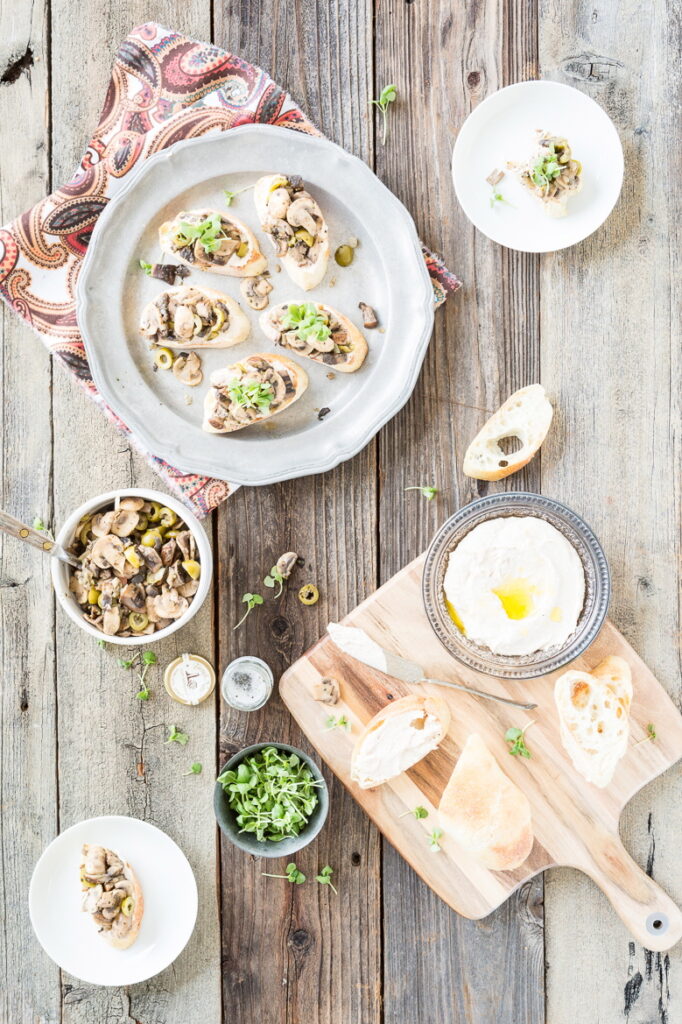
left=2, top=2, right=680, bottom=1022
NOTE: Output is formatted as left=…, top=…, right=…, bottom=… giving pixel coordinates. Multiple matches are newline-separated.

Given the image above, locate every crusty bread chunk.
left=554, top=655, right=632, bottom=788
left=438, top=734, right=533, bottom=871
left=350, top=694, right=450, bottom=790
left=463, top=384, right=553, bottom=481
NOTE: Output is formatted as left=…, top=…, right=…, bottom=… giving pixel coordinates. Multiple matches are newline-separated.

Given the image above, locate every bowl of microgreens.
left=214, top=742, right=329, bottom=857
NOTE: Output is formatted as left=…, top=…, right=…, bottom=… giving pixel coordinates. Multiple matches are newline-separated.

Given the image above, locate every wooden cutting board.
left=280, top=554, right=682, bottom=951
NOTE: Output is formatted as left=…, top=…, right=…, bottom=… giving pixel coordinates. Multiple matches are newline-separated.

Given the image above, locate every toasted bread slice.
left=80, top=843, right=144, bottom=950
left=260, top=302, right=368, bottom=373
left=159, top=208, right=267, bottom=277
left=554, top=655, right=632, bottom=788
left=438, top=734, right=533, bottom=871
left=254, top=174, right=329, bottom=291
left=202, top=352, right=308, bottom=434
left=463, top=384, right=553, bottom=481
left=350, top=694, right=450, bottom=790
left=139, top=285, right=250, bottom=349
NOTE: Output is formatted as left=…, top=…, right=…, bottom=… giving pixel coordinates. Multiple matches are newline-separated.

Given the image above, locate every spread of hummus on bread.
left=443, top=516, right=585, bottom=656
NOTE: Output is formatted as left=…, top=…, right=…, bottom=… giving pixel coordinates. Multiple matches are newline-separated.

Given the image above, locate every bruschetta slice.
left=519, top=132, right=583, bottom=218
left=463, top=384, right=553, bottom=481
left=254, top=174, right=329, bottom=290
left=202, top=353, right=308, bottom=434
left=158, top=209, right=267, bottom=277
left=139, top=285, right=250, bottom=350
left=260, top=301, right=368, bottom=373
left=80, top=843, right=144, bottom=950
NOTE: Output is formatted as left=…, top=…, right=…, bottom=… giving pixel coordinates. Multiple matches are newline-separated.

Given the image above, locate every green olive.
left=87, top=587, right=100, bottom=605
left=158, top=507, right=177, bottom=528
left=141, top=528, right=163, bottom=547
left=334, top=244, right=354, bottom=267
left=129, top=613, right=149, bottom=632
left=154, top=347, right=174, bottom=370
left=120, top=896, right=134, bottom=916
left=148, top=501, right=163, bottom=522
left=124, top=546, right=142, bottom=568
left=182, top=559, right=201, bottom=580
left=294, top=228, right=315, bottom=248
left=298, top=583, right=319, bottom=606
left=236, top=241, right=249, bottom=259
left=136, top=514, right=148, bottom=531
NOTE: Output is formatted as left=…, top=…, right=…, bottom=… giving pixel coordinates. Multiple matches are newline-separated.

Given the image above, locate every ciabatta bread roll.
left=554, top=655, right=632, bottom=788
left=463, top=384, right=553, bottom=481
left=350, top=694, right=450, bottom=790
left=139, top=285, right=250, bottom=349
left=159, top=208, right=267, bottom=277
left=202, top=353, right=307, bottom=434
left=254, top=174, right=329, bottom=291
left=438, top=734, right=533, bottom=871
left=80, top=843, right=144, bottom=949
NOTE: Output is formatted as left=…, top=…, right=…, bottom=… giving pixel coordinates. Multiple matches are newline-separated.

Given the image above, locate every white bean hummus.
left=443, top=516, right=585, bottom=656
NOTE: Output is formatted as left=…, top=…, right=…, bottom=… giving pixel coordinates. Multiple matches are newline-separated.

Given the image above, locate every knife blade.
left=326, top=622, right=537, bottom=712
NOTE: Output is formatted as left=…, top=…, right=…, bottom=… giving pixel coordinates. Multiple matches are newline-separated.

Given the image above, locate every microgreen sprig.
left=262, top=862, right=307, bottom=884
left=325, top=714, right=351, bottom=732
left=405, top=485, right=438, bottom=500
left=233, top=592, right=264, bottom=630
left=489, top=189, right=511, bottom=209
left=505, top=722, right=534, bottom=758
left=228, top=379, right=275, bottom=413
left=370, top=84, right=397, bottom=145
left=139, top=260, right=153, bottom=275
left=428, top=828, right=443, bottom=852
left=223, top=184, right=255, bottom=207
left=183, top=762, right=203, bottom=776
left=166, top=724, right=189, bottom=745
left=399, top=805, right=429, bottom=820
left=118, top=649, right=157, bottom=700
left=264, top=565, right=285, bottom=598
left=280, top=303, right=331, bottom=345
left=315, top=865, right=337, bottom=893
left=635, top=723, right=658, bottom=746
left=174, top=213, right=227, bottom=254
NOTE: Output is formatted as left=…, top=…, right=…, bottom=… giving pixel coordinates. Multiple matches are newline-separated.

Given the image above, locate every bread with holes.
left=438, top=733, right=533, bottom=871
left=350, top=694, right=450, bottom=789
left=463, top=384, right=553, bottom=481
left=554, top=655, right=632, bottom=788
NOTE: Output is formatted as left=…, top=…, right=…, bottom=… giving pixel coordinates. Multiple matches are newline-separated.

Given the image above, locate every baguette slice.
left=350, top=694, right=450, bottom=790
left=463, top=384, right=553, bottom=481
left=139, top=285, right=250, bottom=349
left=202, top=352, right=307, bottom=434
left=254, top=174, right=330, bottom=291
left=439, top=734, right=533, bottom=871
left=80, top=843, right=144, bottom=950
left=554, top=655, right=632, bottom=788
left=159, top=208, right=267, bottom=278
left=260, top=302, right=368, bottom=373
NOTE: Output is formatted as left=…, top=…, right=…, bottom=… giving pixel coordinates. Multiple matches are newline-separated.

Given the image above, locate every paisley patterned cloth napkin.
left=0, top=22, right=460, bottom=518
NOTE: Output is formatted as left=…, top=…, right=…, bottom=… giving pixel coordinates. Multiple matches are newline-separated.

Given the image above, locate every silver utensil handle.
left=423, top=677, right=537, bottom=711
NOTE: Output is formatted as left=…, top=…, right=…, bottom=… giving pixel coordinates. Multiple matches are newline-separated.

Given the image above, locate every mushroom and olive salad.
left=518, top=132, right=583, bottom=217
left=80, top=843, right=143, bottom=950
left=203, top=353, right=308, bottom=434
left=159, top=209, right=267, bottom=277
left=254, top=174, right=330, bottom=291
left=139, top=286, right=250, bottom=350
left=68, top=497, right=201, bottom=637
left=260, top=301, right=368, bottom=373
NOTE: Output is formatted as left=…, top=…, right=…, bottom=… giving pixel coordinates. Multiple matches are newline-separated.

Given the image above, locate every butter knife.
left=327, top=623, right=537, bottom=711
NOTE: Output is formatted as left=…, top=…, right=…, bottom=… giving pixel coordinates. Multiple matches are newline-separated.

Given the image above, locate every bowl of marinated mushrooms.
left=51, top=489, right=212, bottom=645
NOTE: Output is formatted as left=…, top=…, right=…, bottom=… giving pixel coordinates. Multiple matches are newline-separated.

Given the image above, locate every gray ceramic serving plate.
left=76, top=125, right=435, bottom=486
left=214, top=743, right=329, bottom=858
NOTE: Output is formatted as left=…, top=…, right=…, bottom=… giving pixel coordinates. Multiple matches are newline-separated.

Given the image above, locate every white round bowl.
left=51, top=488, right=212, bottom=646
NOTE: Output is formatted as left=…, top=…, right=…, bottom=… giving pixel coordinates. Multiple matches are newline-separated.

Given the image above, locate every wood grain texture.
left=372, top=0, right=544, bottom=1020
left=538, top=0, right=682, bottom=1021
left=213, top=4, right=381, bottom=1023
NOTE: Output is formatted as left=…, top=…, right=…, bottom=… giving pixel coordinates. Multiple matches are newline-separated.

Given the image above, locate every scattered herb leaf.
left=228, top=379, right=275, bottom=413
left=405, top=485, right=438, bottom=500
left=173, top=213, right=228, bottom=254
left=370, top=83, right=398, bottom=145
left=264, top=565, right=285, bottom=598
left=262, top=862, right=306, bottom=884
left=139, top=259, right=153, bottom=275
left=120, top=650, right=157, bottom=701
left=399, top=805, right=429, bottom=820
left=505, top=722, right=534, bottom=758
left=96, top=639, right=106, bottom=648
left=489, top=189, right=511, bottom=209
left=136, top=686, right=151, bottom=701
left=233, top=592, right=264, bottom=630
left=280, top=303, right=331, bottom=345
left=33, top=516, right=46, bottom=531
left=183, top=762, right=203, bottom=776
left=166, top=725, right=189, bottom=745
left=325, top=714, right=351, bottom=732
left=635, top=722, right=658, bottom=746
left=223, top=184, right=255, bottom=206
left=428, top=828, right=444, bottom=852
left=315, top=864, right=338, bottom=893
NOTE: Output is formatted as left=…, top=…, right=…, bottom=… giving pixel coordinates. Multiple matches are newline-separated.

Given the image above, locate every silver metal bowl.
left=422, top=492, right=610, bottom=680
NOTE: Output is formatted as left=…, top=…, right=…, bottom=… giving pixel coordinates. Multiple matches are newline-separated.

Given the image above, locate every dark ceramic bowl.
left=214, top=742, right=329, bottom=858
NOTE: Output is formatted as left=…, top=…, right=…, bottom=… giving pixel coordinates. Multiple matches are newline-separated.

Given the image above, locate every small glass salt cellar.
left=221, top=656, right=274, bottom=711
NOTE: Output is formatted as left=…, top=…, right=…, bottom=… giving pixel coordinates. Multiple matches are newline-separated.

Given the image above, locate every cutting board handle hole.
left=646, top=912, right=669, bottom=936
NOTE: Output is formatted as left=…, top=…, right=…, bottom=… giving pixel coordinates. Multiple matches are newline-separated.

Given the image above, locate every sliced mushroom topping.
left=152, top=588, right=189, bottom=620
left=102, top=604, right=121, bottom=636
left=120, top=582, right=146, bottom=611
left=82, top=885, right=104, bottom=914
left=160, top=538, right=177, bottom=566
left=173, top=351, right=203, bottom=387
left=265, top=217, right=294, bottom=256
left=240, top=274, right=273, bottom=311
left=358, top=302, right=379, bottom=328
left=91, top=535, right=125, bottom=573
left=276, top=551, right=298, bottom=579
left=119, top=497, right=146, bottom=512
left=109, top=508, right=140, bottom=537
left=268, top=186, right=292, bottom=219
left=176, top=531, right=196, bottom=562
left=177, top=578, right=200, bottom=598
left=91, top=510, right=117, bottom=538
left=173, top=304, right=196, bottom=339
left=286, top=195, right=319, bottom=236
left=312, top=676, right=340, bottom=706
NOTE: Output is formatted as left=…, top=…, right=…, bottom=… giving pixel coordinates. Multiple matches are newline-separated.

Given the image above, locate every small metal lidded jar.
left=221, top=656, right=274, bottom=711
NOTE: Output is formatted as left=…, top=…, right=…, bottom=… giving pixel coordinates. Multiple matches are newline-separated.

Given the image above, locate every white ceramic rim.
left=451, top=79, right=625, bottom=253
left=28, top=814, right=198, bottom=986
left=76, top=124, right=435, bottom=486
left=51, top=488, right=213, bottom=646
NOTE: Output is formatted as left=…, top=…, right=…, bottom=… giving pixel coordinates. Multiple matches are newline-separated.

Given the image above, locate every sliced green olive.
left=120, top=896, right=134, bottom=916
left=182, top=559, right=201, bottom=580
left=80, top=873, right=97, bottom=889
left=136, top=514, right=148, bottom=532
left=148, top=501, right=163, bottom=522
left=299, top=583, right=319, bottom=606
left=293, top=228, right=315, bottom=248
left=79, top=518, right=93, bottom=546
left=141, top=528, right=163, bottom=547
left=158, top=507, right=177, bottom=528
left=129, top=612, right=149, bottom=632
left=87, top=587, right=100, bottom=605
left=334, top=245, right=354, bottom=267
left=236, top=241, right=249, bottom=259
left=124, top=546, right=142, bottom=568
left=154, top=347, right=174, bottom=370
left=146, top=567, right=166, bottom=586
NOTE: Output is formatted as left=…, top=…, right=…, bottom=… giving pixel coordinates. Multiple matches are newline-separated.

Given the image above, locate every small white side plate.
left=29, top=815, right=198, bottom=986
left=452, top=80, right=624, bottom=252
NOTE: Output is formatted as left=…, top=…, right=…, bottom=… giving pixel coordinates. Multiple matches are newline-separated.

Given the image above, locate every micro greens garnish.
left=96, top=639, right=106, bottom=648
left=505, top=722, right=534, bottom=758
left=139, top=260, right=153, bottom=275
left=405, top=485, right=438, bottom=500
left=262, top=862, right=306, bottom=884
left=118, top=650, right=157, bottom=701
left=530, top=144, right=562, bottom=189
left=223, top=184, right=255, bottom=206
left=489, top=189, right=511, bottom=209
left=428, top=828, right=443, bottom=852
left=183, top=762, right=203, bottom=776
left=370, top=83, right=397, bottom=145
left=228, top=379, right=275, bottom=412
left=325, top=714, right=351, bottom=732
left=315, top=865, right=338, bottom=893
left=174, top=213, right=227, bottom=254
left=33, top=516, right=46, bottom=531
left=280, top=303, right=332, bottom=345
left=166, top=725, right=189, bottom=746
left=264, top=564, right=285, bottom=598
left=233, top=592, right=264, bottom=630
left=217, top=745, right=321, bottom=843
left=399, top=805, right=429, bottom=820
left=635, top=723, right=658, bottom=746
